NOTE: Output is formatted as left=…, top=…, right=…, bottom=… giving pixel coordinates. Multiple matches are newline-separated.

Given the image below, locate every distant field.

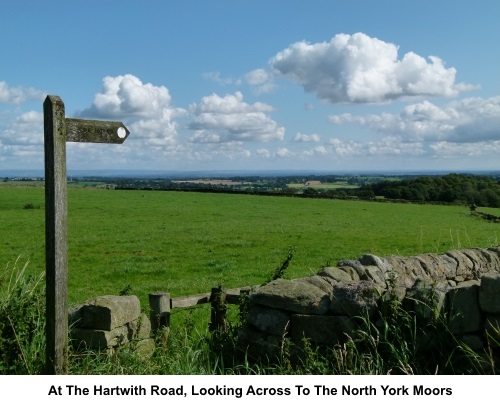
left=1, top=186, right=498, bottom=308
left=477, top=207, right=500, bottom=216
left=172, top=179, right=251, bottom=186
left=287, top=182, right=359, bottom=189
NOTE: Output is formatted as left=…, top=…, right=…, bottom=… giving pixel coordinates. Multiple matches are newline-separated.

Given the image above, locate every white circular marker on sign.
left=117, top=127, right=127, bottom=139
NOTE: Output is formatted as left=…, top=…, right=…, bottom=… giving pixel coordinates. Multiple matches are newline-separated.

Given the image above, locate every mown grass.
left=1, top=186, right=499, bottom=309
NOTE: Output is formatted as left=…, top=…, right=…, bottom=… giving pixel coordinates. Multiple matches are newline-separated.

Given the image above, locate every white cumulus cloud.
left=78, top=74, right=175, bottom=119
left=202, top=72, right=237, bottom=86
left=329, top=96, right=500, bottom=143
left=188, top=91, right=285, bottom=143
left=0, top=81, right=45, bottom=104
left=293, top=132, right=321, bottom=142
left=271, top=32, right=475, bottom=103
left=256, top=148, right=271, bottom=158
left=0, top=110, right=44, bottom=166
left=326, top=136, right=424, bottom=157
left=430, top=141, right=500, bottom=158
left=0, top=111, right=43, bottom=145
left=77, top=74, right=185, bottom=154
left=275, top=147, right=294, bottom=158
left=244, top=69, right=276, bottom=94
left=245, top=69, right=270, bottom=85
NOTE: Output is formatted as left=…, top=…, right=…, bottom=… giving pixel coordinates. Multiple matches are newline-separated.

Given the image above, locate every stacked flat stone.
left=69, top=295, right=154, bottom=356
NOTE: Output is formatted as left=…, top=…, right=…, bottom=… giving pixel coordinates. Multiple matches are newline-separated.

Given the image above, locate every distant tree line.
left=355, top=174, right=500, bottom=207
left=89, top=173, right=500, bottom=208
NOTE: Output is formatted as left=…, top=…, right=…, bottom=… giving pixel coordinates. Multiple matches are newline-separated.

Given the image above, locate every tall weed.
left=0, top=258, right=45, bottom=374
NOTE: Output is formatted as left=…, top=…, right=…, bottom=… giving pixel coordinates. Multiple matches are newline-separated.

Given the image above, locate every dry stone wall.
left=67, top=247, right=500, bottom=362
left=69, top=295, right=155, bottom=357
left=238, top=247, right=500, bottom=360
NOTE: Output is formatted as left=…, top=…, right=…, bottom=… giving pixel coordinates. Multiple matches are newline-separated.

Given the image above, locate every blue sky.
left=1, top=0, right=499, bottom=173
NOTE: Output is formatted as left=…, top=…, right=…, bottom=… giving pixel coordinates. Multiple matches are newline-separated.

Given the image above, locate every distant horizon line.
left=2, top=168, right=500, bottom=179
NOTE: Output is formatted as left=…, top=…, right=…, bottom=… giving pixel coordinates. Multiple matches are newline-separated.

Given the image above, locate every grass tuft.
left=0, top=258, right=45, bottom=374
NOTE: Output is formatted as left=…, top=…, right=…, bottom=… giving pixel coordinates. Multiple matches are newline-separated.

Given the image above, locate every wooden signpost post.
left=44, top=95, right=129, bottom=374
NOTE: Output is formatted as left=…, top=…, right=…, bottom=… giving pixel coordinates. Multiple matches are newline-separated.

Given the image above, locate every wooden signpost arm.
left=66, top=118, right=129, bottom=143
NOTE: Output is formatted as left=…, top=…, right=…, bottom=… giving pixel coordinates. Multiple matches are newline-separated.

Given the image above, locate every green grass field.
left=1, top=186, right=499, bottom=308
